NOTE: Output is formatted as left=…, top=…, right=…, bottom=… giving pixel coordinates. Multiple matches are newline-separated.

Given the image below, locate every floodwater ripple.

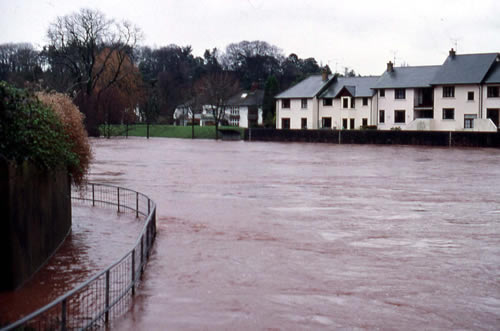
left=88, top=138, right=500, bottom=330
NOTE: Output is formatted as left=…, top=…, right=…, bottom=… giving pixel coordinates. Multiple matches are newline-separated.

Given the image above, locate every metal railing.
left=1, top=183, right=157, bottom=330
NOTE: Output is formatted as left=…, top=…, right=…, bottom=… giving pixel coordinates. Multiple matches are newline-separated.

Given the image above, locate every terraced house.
left=276, top=49, right=500, bottom=131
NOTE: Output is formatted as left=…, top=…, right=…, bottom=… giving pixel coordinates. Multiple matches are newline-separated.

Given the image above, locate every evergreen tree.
left=263, top=75, right=280, bottom=127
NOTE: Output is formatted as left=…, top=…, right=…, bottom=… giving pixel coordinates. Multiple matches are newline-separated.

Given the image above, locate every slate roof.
left=275, top=74, right=333, bottom=98
left=484, top=60, right=500, bottom=84
left=320, top=76, right=379, bottom=98
left=430, top=53, right=498, bottom=85
left=373, top=65, right=441, bottom=89
left=226, top=90, right=264, bottom=106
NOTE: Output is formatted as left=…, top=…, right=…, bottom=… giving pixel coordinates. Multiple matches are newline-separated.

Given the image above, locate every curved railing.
left=1, top=183, right=157, bottom=330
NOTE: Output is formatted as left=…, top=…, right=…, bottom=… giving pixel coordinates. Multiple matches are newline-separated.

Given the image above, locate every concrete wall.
left=0, top=160, right=71, bottom=291
left=245, top=128, right=500, bottom=147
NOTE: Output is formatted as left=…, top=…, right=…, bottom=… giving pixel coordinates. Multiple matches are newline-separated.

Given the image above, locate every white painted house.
left=276, top=49, right=500, bottom=132
left=226, top=89, right=264, bottom=128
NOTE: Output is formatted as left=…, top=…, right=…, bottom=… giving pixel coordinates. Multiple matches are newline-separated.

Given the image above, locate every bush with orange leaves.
left=36, top=92, right=92, bottom=186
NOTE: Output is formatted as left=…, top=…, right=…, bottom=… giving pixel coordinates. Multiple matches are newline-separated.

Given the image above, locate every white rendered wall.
left=376, top=88, right=415, bottom=130
left=276, top=98, right=315, bottom=129
left=433, top=85, right=480, bottom=130
left=318, top=97, right=373, bottom=129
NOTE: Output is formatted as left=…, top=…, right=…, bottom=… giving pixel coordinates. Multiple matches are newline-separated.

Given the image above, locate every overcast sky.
left=1, top=0, right=499, bottom=75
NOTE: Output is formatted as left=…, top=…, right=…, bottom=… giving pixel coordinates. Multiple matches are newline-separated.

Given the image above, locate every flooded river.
left=6, top=137, right=499, bottom=329
left=85, top=138, right=500, bottom=330
left=0, top=205, right=143, bottom=324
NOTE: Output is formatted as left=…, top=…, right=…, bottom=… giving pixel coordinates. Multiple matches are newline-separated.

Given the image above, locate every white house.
left=226, top=89, right=264, bottom=128
left=275, top=72, right=334, bottom=129
left=318, top=76, right=379, bottom=129
left=275, top=49, right=500, bottom=132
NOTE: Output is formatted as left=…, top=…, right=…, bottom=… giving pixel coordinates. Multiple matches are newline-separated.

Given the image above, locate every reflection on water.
left=0, top=205, right=142, bottom=324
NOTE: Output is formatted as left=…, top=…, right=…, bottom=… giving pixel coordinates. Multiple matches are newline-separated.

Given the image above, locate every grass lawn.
left=100, top=124, right=245, bottom=140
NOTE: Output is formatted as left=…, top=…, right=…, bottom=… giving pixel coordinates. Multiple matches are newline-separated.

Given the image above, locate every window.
left=350, top=118, right=355, bottom=129
left=487, top=86, right=500, bottom=98
left=282, top=99, right=290, bottom=108
left=342, top=118, right=348, bottom=129
left=443, top=86, right=455, bottom=98
left=281, top=118, right=290, bottom=129
left=394, top=110, right=406, bottom=123
left=467, top=91, right=474, bottom=101
left=379, top=110, right=385, bottom=123
left=301, top=118, right=307, bottom=129
left=301, top=98, right=308, bottom=109
left=351, top=98, right=356, bottom=108
left=442, top=108, right=455, bottom=120
left=322, top=117, right=332, bottom=128
left=323, top=98, right=333, bottom=106
left=363, top=97, right=368, bottom=106
left=395, top=88, right=406, bottom=99
left=362, top=118, right=368, bottom=127
left=342, top=97, right=350, bottom=109
left=380, top=89, right=385, bottom=97
left=464, top=114, right=477, bottom=129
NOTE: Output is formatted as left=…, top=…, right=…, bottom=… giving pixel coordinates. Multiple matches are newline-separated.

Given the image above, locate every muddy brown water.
left=4, top=137, right=500, bottom=330
left=0, top=205, right=143, bottom=324
left=84, top=138, right=500, bottom=330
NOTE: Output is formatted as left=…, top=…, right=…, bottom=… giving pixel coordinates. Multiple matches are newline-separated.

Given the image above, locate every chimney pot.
left=449, top=48, right=456, bottom=57
left=387, top=61, right=394, bottom=72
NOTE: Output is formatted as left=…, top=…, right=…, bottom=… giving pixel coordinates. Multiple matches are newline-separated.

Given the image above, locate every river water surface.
left=90, top=138, right=499, bottom=329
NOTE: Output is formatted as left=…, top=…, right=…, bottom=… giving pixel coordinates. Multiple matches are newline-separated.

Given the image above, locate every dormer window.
left=342, top=97, right=350, bottom=109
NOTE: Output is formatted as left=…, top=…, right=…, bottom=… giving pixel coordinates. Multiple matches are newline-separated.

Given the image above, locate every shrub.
left=37, top=92, right=92, bottom=186
left=0, top=82, right=90, bottom=186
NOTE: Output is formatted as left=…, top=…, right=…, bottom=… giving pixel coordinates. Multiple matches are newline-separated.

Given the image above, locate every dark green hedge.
left=0, top=82, right=78, bottom=171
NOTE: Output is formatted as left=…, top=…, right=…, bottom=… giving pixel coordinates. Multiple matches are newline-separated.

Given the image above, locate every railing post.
left=140, top=236, right=144, bottom=272
left=117, top=187, right=120, bottom=213
left=92, top=183, right=95, bottom=206
left=131, top=249, right=135, bottom=296
left=105, top=270, right=110, bottom=325
left=136, top=192, right=139, bottom=218
left=61, top=298, right=67, bottom=331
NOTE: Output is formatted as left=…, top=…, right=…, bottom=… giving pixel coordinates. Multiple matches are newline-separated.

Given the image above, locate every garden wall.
left=245, top=128, right=500, bottom=148
left=0, top=160, right=71, bottom=291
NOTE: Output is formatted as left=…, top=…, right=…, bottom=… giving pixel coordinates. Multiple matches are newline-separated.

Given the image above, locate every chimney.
left=449, top=48, right=456, bottom=58
left=321, top=69, right=328, bottom=82
left=387, top=61, right=394, bottom=72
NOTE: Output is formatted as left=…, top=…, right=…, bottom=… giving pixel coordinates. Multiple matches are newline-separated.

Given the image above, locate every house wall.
left=483, top=84, right=500, bottom=128
left=377, top=88, right=415, bottom=130
left=318, top=97, right=373, bottom=129
left=276, top=98, right=315, bottom=129
left=433, top=85, right=481, bottom=130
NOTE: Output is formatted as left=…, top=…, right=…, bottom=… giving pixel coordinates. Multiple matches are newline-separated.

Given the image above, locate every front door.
left=487, top=109, right=499, bottom=127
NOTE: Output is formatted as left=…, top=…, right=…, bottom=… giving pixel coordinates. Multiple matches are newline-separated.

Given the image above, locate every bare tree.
left=195, top=71, right=239, bottom=140
left=46, top=8, right=141, bottom=134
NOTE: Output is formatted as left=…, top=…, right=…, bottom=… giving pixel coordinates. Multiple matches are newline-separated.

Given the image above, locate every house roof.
left=374, top=65, right=441, bottom=89
left=275, top=74, right=334, bottom=98
left=320, top=76, right=379, bottom=98
left=226, top=89, right=264, bottom=106
left=484, top=60, right=500, bottom=84
left=430, top=53, right=499, bottom=85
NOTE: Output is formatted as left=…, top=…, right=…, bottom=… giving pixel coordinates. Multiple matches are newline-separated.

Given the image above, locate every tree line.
left=0, top=8, right=356, bottom=135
